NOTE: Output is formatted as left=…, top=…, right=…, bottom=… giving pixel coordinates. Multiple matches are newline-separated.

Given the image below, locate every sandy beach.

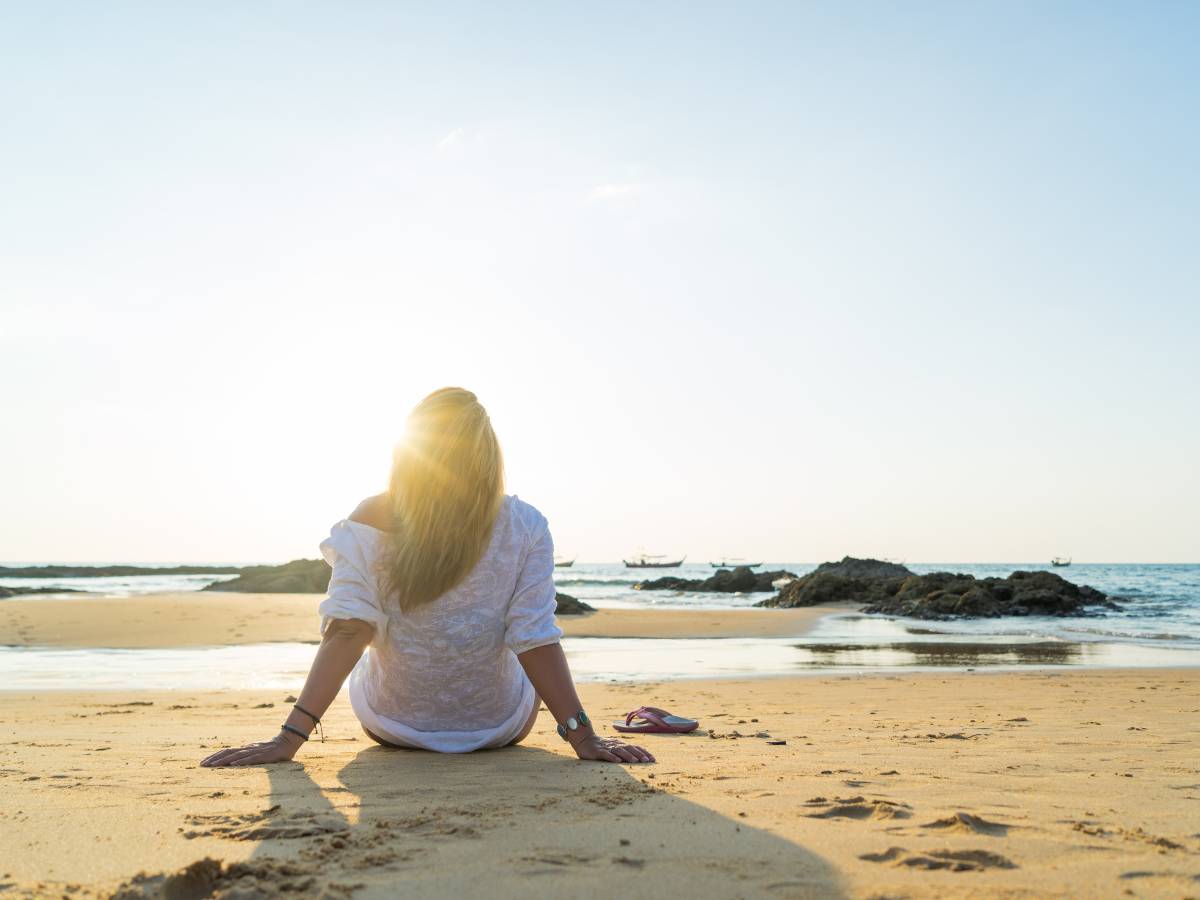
left=2, top=596, right=1198, bottom=898
left=2, top=673, right=1198, bottom=898
left=0, top=593, right=849, bottom=648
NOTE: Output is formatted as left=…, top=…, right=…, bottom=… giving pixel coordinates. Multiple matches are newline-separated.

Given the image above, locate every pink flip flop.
left=613, top=706, right=700, bottom=735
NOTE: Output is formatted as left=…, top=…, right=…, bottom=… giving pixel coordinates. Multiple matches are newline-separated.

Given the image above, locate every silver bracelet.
left=556, top=710, right=591, bottom=742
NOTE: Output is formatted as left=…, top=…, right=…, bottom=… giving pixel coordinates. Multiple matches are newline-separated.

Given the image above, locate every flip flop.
left=613, top=706, right=699, bottom=735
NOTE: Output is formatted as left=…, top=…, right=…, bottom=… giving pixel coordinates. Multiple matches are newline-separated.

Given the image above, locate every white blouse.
left=317, top=495, right=563, bottom=752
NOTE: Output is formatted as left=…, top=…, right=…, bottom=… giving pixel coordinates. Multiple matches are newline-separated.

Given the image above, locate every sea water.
left=2, top=561, right=1198, bottom=689
left=4, top=561, right=1199, bottom=648
left=557, top=562, right=1200, bottom=648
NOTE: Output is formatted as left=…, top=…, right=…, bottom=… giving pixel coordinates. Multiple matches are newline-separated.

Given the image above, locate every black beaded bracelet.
left=291, top=704, right=324, bottom=741
left=293, top=703, right=321, bottom=725
left=281, top=723, right=310, bottom=742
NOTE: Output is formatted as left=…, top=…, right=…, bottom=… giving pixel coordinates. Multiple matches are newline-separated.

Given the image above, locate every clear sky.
left=2, top=3, right=1197, bottom=563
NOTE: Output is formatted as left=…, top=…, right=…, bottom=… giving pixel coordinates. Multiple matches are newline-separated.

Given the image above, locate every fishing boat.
left=623, top=553, right=686, bottom=569
left=553, top=556, right=576, bottom=568
left=1051, top=556, right=1071, bottom=567
left=709, top=558, right=762, bottom=568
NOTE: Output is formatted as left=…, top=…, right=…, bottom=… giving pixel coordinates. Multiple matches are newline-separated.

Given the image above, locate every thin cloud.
left=437, top=128, right=468, bottom=150
left=588, top=183, right=642, bottom=202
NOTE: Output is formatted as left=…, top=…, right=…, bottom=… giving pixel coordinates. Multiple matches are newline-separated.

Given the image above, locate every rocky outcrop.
left=202, top=560, right=332, bottom=594
left=635, top=566, right=796, bottom=593
left=0, top=564, right=242, bottom=579
left=806, top=556, right=913, bottom=579
left=555, top=592, right=594, bottom=615
left=754, top=557, right=912, bottom=608
left=203, top=561, right=595, bottom=616
left=859, top=570, right=1118, bottom=618
left=0, top=586, right=86, bottom=598
left=757, top=558, right=1118, bottom=619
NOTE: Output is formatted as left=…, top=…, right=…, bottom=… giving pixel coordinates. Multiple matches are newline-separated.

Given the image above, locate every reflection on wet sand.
left=795, top=640, right=1082, bottom=668
left=2, top=633, right=1199, bottom=692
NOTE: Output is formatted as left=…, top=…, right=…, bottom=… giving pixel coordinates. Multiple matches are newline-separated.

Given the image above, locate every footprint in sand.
left=919, top=812, right=1009, bottom=836
left=1119, top=870, right=1200, bottom=886
left=802, top=796, right=912, bottom=821
left=518, top=851, right=598, bottom=868
left=183, top=806, right=348, bottom=841
left=859, top=846, right=1016, bottom=872
left=1070, top=821, right=1185, bottom=850
left=110, top=856, right=362, bottom=898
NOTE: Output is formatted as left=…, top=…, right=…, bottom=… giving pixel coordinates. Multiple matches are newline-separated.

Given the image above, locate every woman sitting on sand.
left=202, top=388, right=653, bottom=767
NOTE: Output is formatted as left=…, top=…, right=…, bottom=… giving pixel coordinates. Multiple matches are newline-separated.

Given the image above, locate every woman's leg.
left=508, top=694, right=541, bottom=746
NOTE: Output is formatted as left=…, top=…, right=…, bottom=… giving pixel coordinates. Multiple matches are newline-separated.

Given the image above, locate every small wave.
left=860, top=612, right=1200, bottom=648
left=553, top=576, right=641, bottom=587
left=1051, top=625, right=1196, bottom=643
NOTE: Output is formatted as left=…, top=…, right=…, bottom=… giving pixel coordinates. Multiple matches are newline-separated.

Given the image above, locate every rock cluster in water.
left=754, top=556, right=1118, bottom=619
left=0, top=564, right=242, bottom=578
left=634, top=566, right=797, bottom=593
left=200, top=560, right=594, bottom=615
left=0, top=586, right=86, bottom=599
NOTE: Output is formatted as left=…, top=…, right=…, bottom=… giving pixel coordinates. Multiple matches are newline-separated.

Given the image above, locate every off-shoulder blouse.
left=317, top=495, right=562, bottom=752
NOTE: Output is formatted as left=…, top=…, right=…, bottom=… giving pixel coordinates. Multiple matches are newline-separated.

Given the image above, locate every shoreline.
left=4, top=595, right=1199, bottom=685
left=2, top=669, right=1197, bottom=897
left=3, top=642, right=1197, bottom=694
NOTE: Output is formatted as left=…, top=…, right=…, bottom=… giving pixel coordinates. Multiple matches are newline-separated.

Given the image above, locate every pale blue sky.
left=2, top=3, right=1197, bottom=562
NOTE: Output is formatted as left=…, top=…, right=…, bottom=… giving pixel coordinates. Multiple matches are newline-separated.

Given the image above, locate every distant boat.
left=1051, top=556, right=1072, bottom=567
left=710, top=558, right=762, bottom=568
left=624, top=553, right=686, bottom=569
left=553, top=556, right=576, bottom=568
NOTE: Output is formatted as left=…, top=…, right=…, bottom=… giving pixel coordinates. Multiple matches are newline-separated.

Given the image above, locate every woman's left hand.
left=200, top=733, right=301, bottom=767
left=572, top=733, right=655, bottom=764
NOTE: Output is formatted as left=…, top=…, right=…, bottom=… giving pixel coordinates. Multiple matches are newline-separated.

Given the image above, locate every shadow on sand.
left=178, top=739, right=845, bottom=898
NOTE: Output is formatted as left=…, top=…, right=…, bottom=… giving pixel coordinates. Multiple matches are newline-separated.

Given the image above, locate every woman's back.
left=202, top=387, right=652, bottom=767
left=317, top=494, right=562, bottom=750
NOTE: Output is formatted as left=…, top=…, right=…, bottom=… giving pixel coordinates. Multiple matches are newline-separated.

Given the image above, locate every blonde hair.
left=383, top=387, right=505, bottom=612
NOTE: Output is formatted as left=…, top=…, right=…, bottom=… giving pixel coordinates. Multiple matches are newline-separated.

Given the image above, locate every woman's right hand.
left=200, top=732, right=303, bottom=767
left=572, top=733, right=655, bottom=764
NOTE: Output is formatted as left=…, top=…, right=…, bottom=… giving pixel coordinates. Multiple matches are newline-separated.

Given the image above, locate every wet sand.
left=1, top=670, right=1198, bottom=898
left=0, top=593, right=847, bottom=648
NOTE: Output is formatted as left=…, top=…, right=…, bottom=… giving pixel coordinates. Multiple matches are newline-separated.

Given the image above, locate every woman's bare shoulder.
left=349, top=494, right=393, bottom=531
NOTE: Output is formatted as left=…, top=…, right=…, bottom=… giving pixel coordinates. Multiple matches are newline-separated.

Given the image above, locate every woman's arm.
left=518, top=642, right=654, bottom=764
left=200, top=618, right=374, bottom=767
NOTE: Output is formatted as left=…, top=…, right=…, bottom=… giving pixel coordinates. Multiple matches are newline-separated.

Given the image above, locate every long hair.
left=383, top=387, right=505, bottom=612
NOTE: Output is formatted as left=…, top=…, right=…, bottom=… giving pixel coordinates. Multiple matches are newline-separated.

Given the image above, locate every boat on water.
left=623, top=553, right=686, bottom=569
left=553, top=557, right=576, bottom=568
left=1051, top=556, right=1072, bottom=567
left=709, top=558, right=762, bottom=568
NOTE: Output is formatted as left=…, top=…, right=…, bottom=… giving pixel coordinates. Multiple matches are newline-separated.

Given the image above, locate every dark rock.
left=555, top=592, right=594, bottom=615
left=203, top=562, right=598, bottom=616
left=757, top=559, right=1118, bottom=619
left=0, top=564, right=243, bottom=579
left=202, top=559, right=332, bottom=594
left=808, top=556, right=914, bottom=579
left=0, top=586, right=87, bottom=599
left=764, top=572, right=881, bottom=607
left=635, top=566, right=796, bottom=593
